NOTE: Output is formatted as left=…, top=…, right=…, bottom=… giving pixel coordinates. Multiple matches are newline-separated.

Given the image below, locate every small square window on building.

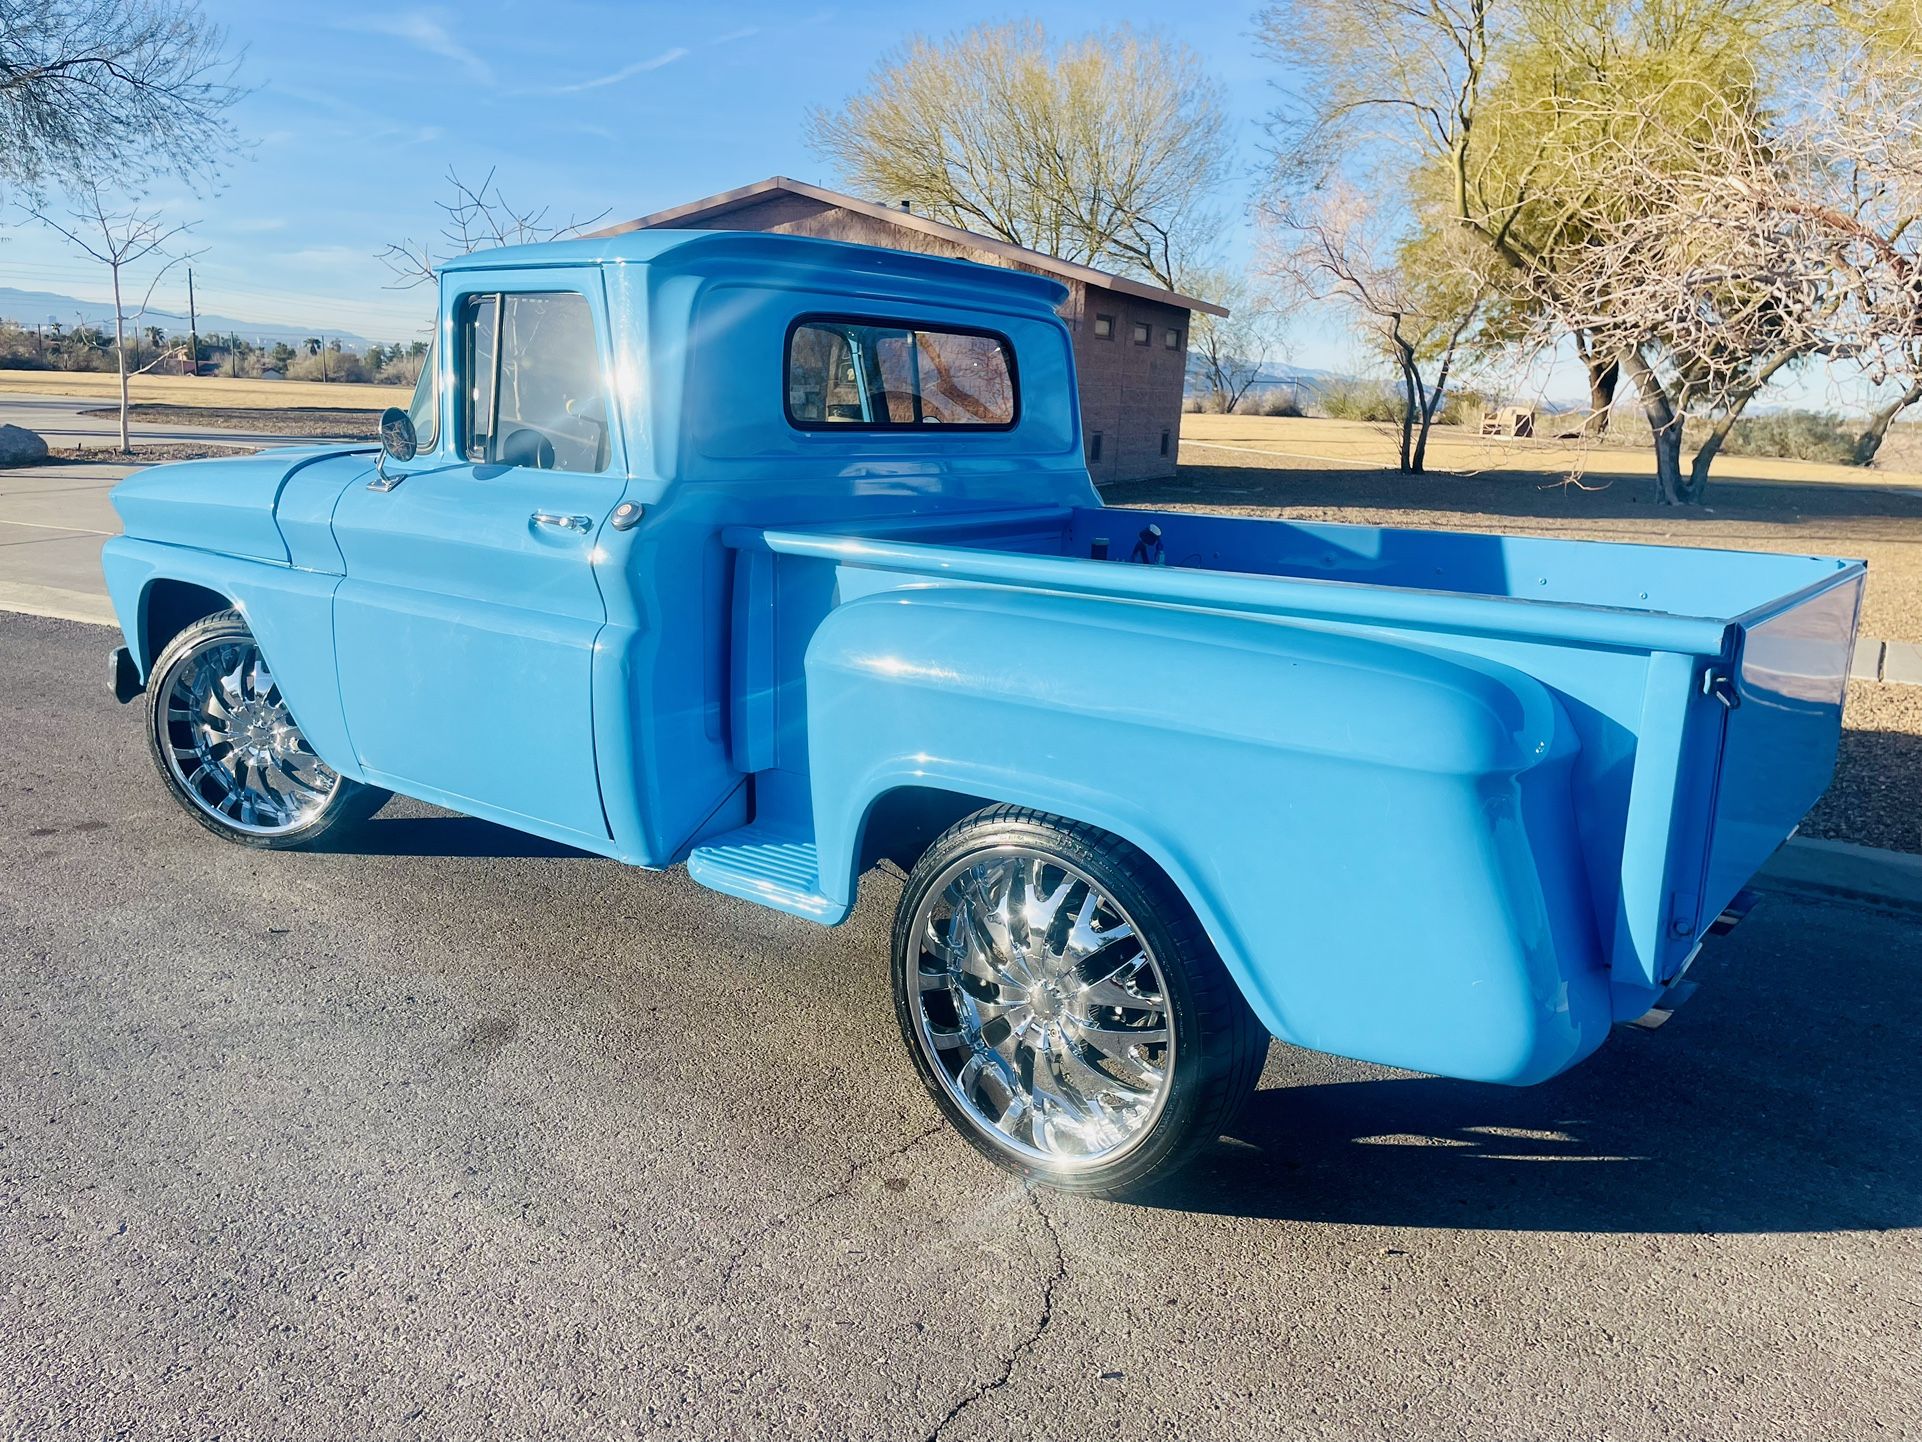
left=1160, top=429, right=1170, bottom=456
left=1132, top=321, right=1151, bottom=345
left=1089, top=431, right=1104, bottom=461
left=1093, top=314, right=1114, bottom=339
left=1164, top=328, right=1181, bottom=349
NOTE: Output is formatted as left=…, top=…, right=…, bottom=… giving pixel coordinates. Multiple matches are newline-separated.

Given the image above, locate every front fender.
left=806, top=587, right=1611, bottom=1086
left=101, top=537, right=359, bottom=780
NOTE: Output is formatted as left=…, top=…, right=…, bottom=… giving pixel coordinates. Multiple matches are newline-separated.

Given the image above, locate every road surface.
left=1, top=612, right=1916, bottom=1441
left=0, top=393, right=359, bottom=450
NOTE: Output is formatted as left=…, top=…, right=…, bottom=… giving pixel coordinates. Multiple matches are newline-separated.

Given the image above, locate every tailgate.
left=1697, top=567, right=1866, bottom=924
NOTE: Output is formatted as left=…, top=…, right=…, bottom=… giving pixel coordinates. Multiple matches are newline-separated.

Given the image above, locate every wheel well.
left=142, top=580, right=231, bottom=669
left=857, top=785, right=997, bottom=872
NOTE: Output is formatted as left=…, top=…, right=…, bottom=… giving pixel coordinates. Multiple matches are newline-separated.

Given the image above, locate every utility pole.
left=186, top=269, right=199, bottom=378
left=320, top=333, right=329, bottom=383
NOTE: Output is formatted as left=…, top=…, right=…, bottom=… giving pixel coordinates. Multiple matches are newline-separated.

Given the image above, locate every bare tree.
left=0, top=0, right=243, bottom=199
left=1264, top=185, right=1485, bottom=471
left=1184, top=268, right=1287, bottom=413
left=377, top=167, right=611, bottom=288
left=807, top=22, right=1229, bottom=289
left=24, top=176, right=198, bottom=451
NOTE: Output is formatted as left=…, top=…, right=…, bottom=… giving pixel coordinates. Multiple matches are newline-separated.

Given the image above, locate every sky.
left=0, top=2, right=1312, bottom=351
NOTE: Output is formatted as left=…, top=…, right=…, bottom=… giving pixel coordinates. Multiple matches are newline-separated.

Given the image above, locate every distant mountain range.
left=0, top=287, right=371, bottom=350
left=1184, top=356, right=1351, bottom=401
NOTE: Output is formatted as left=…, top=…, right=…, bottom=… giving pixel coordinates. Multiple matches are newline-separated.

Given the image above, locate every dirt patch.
left=78, top=404, right=379, bottom=439
left=48, top=442, right=266, bottom=464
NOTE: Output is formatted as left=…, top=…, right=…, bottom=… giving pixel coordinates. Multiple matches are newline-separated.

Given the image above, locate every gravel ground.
left=1802, top=682, right=1922, bottom=853
left=79, top=403, right=380, bottom=439
left=1125, top=458, right=1922, bottom=643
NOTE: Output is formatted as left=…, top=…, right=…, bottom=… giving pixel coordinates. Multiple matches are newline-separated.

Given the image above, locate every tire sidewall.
left=890, top=812, right=1223, bottom=1194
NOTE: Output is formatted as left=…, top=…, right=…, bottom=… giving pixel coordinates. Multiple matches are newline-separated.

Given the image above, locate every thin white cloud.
left=353, top=10, right=494, bottom=86
left=283, top=245, right=368, bottom=268
left=714, top=26, right=760, bottom=43
left=547, top=46, right=689, bottom=95
left=228, top=218, right=289, bottom=234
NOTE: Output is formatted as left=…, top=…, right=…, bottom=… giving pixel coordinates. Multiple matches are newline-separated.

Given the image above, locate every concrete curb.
left=1757, top=836, right=1922, bottom=911
left=1851, top=637, right=1922, bottom=686
left=0, top=581, right=115, bottom=627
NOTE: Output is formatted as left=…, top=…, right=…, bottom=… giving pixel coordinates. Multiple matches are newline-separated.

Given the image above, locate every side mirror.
left=379, top=406, right=418, bottom=462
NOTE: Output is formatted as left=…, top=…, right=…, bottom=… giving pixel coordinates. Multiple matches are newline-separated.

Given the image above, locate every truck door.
left=330, top=269, right=622, bottom=845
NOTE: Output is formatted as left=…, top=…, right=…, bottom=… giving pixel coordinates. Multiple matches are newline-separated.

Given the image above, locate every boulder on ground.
left=0, top=423, right=50, bottom=466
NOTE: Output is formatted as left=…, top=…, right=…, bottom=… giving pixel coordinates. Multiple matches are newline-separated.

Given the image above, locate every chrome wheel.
left=908, top=847, right=1175, bottom=1168
left=157, top=635, right=339, bottom=836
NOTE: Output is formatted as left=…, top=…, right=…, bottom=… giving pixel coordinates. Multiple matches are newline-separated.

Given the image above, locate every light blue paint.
left=101, top=228, right=1865, bottom=1088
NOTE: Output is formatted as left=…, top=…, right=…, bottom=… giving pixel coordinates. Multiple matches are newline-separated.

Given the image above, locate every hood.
left=110, top=445, right=376, bottom=567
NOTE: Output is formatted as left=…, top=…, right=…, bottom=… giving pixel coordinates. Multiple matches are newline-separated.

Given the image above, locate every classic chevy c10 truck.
left=102, top=230, right=1864, bottom=1193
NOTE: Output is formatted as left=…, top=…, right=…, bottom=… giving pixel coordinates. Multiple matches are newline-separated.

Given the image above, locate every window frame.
left=456, top=293, right=501, bottom=463
left=1132, top=321, right=1151, bottom=346
left=1093, top=313, right=1115, bottom=340
left=453, top=287, right=613, bottom=473
left=782, top=312, right=1022, bottom=434
left=1163, top=327, right=1182, bottom=350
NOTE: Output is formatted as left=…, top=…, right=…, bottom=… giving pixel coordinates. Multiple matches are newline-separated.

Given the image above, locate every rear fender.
left=808, top=587, right=1611, bottom=1086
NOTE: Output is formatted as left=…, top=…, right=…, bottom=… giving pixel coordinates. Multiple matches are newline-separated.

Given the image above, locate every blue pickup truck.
left=102, top=230, right=1864, bottom=1193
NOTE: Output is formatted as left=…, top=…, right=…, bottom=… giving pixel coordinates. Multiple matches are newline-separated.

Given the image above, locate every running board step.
left=686, top=824, right=845, bottom=923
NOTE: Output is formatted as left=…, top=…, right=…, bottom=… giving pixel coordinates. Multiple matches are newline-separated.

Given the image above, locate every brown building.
left=589, top=177, right=1226, bottom=484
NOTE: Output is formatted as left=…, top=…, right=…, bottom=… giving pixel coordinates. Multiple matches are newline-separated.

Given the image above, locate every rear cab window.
left=456, top=290, right=610, bottom=472
left=786, top=317, right=1017, bottom=430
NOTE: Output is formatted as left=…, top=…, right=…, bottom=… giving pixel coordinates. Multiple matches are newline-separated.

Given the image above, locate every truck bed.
left=704, top=503, right=1863, bottom=1070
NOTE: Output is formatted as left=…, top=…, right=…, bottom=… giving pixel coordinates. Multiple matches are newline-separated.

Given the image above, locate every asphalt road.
left=2, top=611, right=1919, bottom=1442
left=0, top=394, right=348, bottom=450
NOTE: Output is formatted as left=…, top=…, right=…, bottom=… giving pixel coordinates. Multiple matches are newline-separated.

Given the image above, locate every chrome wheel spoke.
left=1076, top=953, right=1162, bottom=1012
left=156, top=632, right=338, bottom=837
left=910, top=846, right=1175, bottom=1171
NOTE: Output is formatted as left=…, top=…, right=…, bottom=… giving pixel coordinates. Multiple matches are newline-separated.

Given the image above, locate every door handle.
left=531, top=511, right=594, bottom=534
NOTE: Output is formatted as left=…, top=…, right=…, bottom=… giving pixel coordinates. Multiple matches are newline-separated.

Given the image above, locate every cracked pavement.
left=2, top=612, right=1920, bottom=1441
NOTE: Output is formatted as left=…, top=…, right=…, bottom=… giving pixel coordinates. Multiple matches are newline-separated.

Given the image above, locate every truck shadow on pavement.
left=318, top=811, right=590, bottom=860
left=1145, top=900, right=1921, bottom=1234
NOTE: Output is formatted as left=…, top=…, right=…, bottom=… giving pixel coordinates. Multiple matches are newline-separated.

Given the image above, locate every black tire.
left=145, top=608, right=389, bottom=850
left=892, top=805, right=1267, bottom=1196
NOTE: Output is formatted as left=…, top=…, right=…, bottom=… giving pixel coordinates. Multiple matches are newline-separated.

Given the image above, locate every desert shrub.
left=377, top=352, right=425, bottom=387
left=1719, top=410, right=1858, bottom=465
left=285, top=349, right=373, bottom=384
left=1437, top=388, right=1488, bottom=427
left=1316, top=380, right=1403, bottom=423
left=1255, top=387, right=1304, bottom=417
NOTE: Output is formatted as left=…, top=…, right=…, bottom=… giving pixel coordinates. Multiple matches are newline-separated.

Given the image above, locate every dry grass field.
left=1179, top=412, right=1922, bottom=487
left=0, top=370, right=393, bottom=410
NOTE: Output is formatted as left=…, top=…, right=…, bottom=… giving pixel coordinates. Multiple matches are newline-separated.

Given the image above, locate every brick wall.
left=668, top=197, right=1189, bottom=483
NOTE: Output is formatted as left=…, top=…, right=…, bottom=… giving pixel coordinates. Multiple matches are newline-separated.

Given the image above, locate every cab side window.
left=786, top=317, right=1017, bottom=430
left=457, top=291, right=609, bottom=472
